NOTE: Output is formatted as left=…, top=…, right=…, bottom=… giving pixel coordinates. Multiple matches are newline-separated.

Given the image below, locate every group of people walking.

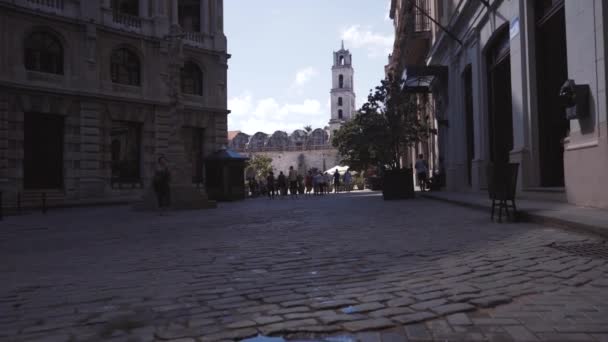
left=256, top=167, right=353, bottom=199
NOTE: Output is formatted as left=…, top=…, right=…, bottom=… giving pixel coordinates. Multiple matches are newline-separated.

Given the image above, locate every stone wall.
left=245, top=149, right=340, bottom=177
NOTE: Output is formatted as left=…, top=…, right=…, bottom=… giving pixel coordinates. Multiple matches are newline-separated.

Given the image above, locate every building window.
left=338, top=97, right=343, bottom=106
left=112, top=0, right=139, bottom=16
left=414, top=0, right=431, bottom=32
left=338, top=109, right=343, bottom=119
left=339, top=56, right=345, bottom=65
left=181, top=61, right=203, bottom=95
left=179, top=0, right=201, bottom=32
left=111, top=121, right=142, bottom=186
left=24, top=31, right=63, bottom=74
left=339, top=74, right=344, bottom=88
left=111, top=48, right=140, bottom=86
left=535, top=0, right=564, bottom=22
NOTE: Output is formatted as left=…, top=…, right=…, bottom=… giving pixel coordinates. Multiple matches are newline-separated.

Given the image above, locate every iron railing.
left=184, top=31, right=205, bottom=44
left=113, top=12, right=142, bottom=28
left=26, top=0, right=64, bottom=10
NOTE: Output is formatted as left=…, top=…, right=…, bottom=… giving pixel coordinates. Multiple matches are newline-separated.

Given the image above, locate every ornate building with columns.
left=390, top=0, right=608, bottom=209
left=0, top=0, right=229, bottom=207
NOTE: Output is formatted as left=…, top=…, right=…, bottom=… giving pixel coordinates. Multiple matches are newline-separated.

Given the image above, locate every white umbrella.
left=323, top=165, right=350, bottom=175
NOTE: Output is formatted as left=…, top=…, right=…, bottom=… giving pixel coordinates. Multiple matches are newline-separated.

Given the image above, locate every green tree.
left=246, top=154, right=273, bottom=179
left=303, top=125, right=312, bottom=133
left=333, top=75, right=434, bottom=170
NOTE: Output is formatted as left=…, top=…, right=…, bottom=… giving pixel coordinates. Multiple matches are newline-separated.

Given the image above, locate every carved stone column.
left=171, top=0, right=178, bottom=25
left=139, top=0, right=149, bottom=17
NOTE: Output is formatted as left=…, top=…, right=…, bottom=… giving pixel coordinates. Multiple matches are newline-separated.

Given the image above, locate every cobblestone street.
left=2, top=192, right=608, bottom=341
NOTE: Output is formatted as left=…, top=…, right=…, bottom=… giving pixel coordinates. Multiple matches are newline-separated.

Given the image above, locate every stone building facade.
left=0, top=0, right=229, bottom=206
left=393, top=0, right=607, bottom=208
left=386, top=0, right=441, bottom=174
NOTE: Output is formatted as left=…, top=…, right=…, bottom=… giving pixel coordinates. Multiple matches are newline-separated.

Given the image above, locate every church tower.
left=329, top=41, right=356, bottom=134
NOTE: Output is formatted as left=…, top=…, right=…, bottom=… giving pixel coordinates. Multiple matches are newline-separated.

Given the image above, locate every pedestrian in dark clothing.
left=415, top=154, right=429, bottom=191
left=288, top=166, right=298, bottom=197
left=277, top=171, right=287, bottom=196
left=333, top=170, right=341, bottom=193
left=305, top=171, right=313, bottom=194
left=267, top=171, right=276, bottom=199
left=153, top=156, right=171, bottom=215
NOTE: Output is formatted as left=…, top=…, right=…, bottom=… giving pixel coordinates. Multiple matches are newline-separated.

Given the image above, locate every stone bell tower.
left=329, top=40, right=356, bottom=134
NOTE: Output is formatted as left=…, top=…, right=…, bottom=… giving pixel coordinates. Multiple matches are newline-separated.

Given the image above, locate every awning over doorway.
left=205, top=147, right=249, bottom=161
left=401, top=65, right=448, bottom=93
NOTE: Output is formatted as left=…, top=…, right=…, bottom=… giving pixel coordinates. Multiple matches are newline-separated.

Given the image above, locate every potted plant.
left=333, top=76, right=434, bottom=200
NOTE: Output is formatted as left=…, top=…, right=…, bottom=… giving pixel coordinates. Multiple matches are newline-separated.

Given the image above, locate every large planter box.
left=382, top=168, right=415, bottom=200
left=365, top=176, right=383, bottom=190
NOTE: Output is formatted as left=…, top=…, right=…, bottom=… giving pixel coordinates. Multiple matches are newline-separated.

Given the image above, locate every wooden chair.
left=487, top=163, right=519, bottom=222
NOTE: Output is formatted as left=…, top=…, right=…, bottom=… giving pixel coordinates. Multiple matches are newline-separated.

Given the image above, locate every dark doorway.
left=23, top=112, right=64, bottom=189
left=111, top=121, right=142, bottom=187
left=463, top=65, right=474, bottom=185
left=487, top=28, right=513, bottom=165
left=536, top=0, right=568, bottom=186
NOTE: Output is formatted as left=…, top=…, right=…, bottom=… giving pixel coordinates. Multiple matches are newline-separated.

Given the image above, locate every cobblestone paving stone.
left=2, top=192, right=608, bottom=341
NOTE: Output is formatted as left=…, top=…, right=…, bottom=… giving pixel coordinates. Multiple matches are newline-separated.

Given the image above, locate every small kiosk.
left=205, top=147, right=249, bottom=201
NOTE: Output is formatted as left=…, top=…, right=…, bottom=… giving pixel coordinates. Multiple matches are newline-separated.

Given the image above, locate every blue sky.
left=225, top=0, right=394, bottom=135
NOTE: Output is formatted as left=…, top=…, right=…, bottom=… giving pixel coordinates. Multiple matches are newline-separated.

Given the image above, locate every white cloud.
left=228, top=92, right=327, bottom=134
left=293, top=67, right=318, bottom=86
left=341, top=25, right=394, bottom=58
left=228, top=91, right=253, bottom=117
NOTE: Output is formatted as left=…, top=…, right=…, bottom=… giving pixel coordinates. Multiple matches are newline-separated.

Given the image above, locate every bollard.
left=17, top=192, right=21, bottom=214
left=42, top=192, right=47, bottom=214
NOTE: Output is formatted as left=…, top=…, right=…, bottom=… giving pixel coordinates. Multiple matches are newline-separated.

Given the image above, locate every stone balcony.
left=101, top=7, right=154, bottom=36
left=182, top=31, right=220, bottom=51
left=112, top=11, right=142, bottom=29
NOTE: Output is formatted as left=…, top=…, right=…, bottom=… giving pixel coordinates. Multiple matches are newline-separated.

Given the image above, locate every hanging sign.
left=510, top=17, right=520, bottom=40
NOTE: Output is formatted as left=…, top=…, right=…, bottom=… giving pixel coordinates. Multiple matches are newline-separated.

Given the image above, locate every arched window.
left=339, top=56, right=345, bottom=65
left=111, top=48, right=140, bottom=86
left=339, top=74, right=344, bottom=88
left=24, top=31, right=63, bottom=74
left=181, top=61, right=203, bottom=95
left=338, top=97, right=343, bottom=106
left=338, top=109, right=343, bottom=119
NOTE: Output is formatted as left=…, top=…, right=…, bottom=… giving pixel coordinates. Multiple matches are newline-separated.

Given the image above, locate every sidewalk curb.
left=420, top=192, right=608, bottom=239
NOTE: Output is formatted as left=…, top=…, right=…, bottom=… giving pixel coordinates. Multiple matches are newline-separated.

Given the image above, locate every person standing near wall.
left=305, top=170, right=313, bottom=194
left=288, top=166, right=298, bottom=198
left=153, top=156, right=171, bottom=215
left=266, top=171, right=276, bottom=199
left=415, top=154, right=429, bottom=192
left=324, top=172, right=331, bottom=194
left=333, top=170, right=341, bottom=193
left=343, top=169, right=352, bottom=192
left=317, top=171, right=325, bottom=195
left=278, top=171, right=287, bottom=197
